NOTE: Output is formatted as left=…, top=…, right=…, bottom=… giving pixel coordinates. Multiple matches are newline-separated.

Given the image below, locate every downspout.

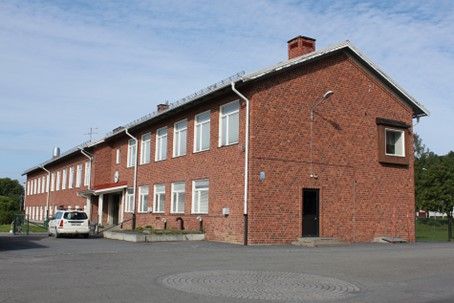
left=39, top=166, right=51, bottom=219
left=231, top=82, right=250, bottom=246
left=79, top=148, right=93, bottom=190
left=125, top=128, right=138, bottom=230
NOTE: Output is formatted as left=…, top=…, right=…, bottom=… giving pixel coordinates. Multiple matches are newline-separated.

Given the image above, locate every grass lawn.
left=0, top=223, right=48, bottom=233
left=416, top=220, right=451, bottom=242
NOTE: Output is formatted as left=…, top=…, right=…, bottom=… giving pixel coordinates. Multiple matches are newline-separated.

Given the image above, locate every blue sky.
left=1, top=0, right=453, bottom=183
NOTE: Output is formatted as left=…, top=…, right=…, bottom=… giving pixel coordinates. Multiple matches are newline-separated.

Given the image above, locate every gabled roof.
left=23, top=40, right=428, bottom=175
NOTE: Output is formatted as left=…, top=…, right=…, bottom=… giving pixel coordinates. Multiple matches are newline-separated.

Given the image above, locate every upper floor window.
left=155, top=127, right=167, bottom=161
left=219, top=100, right=239, bottom=146
left=76, top=164, right=82, bottom=188
left=192, top=179, right=209, bottom=214
left=84, top=162, right=91, bottom=186
left=385, top=129, right=405, bottom=157
left=194, top=111, right=210, bottom=152
left=56, top=171, right=61, bottom=191
left=46, top=174, right=50, bottom=192
left=173, top=119, right=187, bottom=157
left=51, top=173, right=55, bottom=192
left=115, top=148, right=121, bottom=164
left=140, top=133, right=151, bottom=164
left=138, top=185, right=149, bottom=213
left=37, top=178, right=41, bottom=194
left=171, top=182, right=185, bottom=213
left=62, top=170, right=67, bottom=190
left=153, top=184, right=165, bottom=213
left=68, top=167, right=74, bottom=189
left=127, top=139, right=137, bottom=168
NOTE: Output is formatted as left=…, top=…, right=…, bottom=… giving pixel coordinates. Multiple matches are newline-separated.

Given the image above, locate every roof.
left=23, top=40, right=429, bottom=176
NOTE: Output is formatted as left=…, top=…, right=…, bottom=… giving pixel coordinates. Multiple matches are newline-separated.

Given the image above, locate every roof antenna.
left=84, top=127, right=98, bottom=142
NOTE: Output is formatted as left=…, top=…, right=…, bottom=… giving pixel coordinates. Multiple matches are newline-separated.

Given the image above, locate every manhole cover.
left=161, top=270, right=360, bottom=301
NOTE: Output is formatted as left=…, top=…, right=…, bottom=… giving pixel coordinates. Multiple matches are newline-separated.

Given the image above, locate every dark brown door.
left=302, top=189, right=319, bottom=237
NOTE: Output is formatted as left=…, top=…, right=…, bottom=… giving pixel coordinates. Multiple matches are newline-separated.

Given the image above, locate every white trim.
left=191, top=179, right=209, bottom=214
left=384, top=128, right=405, bottom=157
left=194, top=110, right=211, bottom=153
left=124, top=188, right=135, bottom=213
left=219, top=100, right=240, bottom=147
left=171, top=182, right=185, bottom=214
left=153, top=184, right=165, bottom=213
left=155, top=127, right=168, bottom=161
left=140, top=133, right=151, bottom=165
left=68, top=166, right=74, bottom=189
left=93, top=185, right=127, bottom=195
left=62, top=169, right=67, bottom=190
left=127, top=138, right=137, bottom=168
left=115, top=148, right=121, bottom=164
left=76, top=164, right=82, bottom=188
left=138, top=185, right=149, bottom=213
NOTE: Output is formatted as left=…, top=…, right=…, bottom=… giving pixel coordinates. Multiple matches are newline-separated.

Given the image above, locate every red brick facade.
left=24, top=38, right=424, bottom=244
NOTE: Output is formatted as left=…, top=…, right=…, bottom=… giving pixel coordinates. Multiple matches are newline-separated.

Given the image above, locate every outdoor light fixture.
left=309, top=90, right=334, bottom=178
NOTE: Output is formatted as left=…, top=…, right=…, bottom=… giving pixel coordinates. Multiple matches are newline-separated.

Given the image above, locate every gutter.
left=231, top=82, right=250, bottom=245
left=125, top=128, right=138, bottom=229
left=39, top=166, right=51, bottom=219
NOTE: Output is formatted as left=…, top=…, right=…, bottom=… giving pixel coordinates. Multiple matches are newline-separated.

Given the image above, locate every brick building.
left=23, top=36, right=428, bottom=244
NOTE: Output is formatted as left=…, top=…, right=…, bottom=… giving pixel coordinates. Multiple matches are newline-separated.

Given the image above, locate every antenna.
left=84, top=127, right=98, bottom=142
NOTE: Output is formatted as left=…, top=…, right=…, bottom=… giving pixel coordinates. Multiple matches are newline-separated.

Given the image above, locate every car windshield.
left=64, top=212, right=88, bottom=220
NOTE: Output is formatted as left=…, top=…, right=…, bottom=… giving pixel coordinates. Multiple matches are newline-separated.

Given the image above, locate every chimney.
left=287, top=35, right=316, bottom=59
left=157, top=103, right=169, bottom=112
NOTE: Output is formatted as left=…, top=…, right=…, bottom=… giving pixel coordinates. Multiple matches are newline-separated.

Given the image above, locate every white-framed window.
left=171, top=182, right=185, bottom=214
left=127, top=139, right=137, bottom=168
left=153, top=184, right=165, bottom=213
left=173, top=119, right=187, bottom=157
left=138, top=185, right=149, bottom=213
left=219, top=100, right=240, bottom=146
left=125, top=188, right=135, bottom=213
left=56, top=171, right=61, bottom=191
left=194, top=111, right=210, bottom=152
left=192, top=179, right=209, bottom=214
left=37, top=178, right=41, bottom=194
left=84, top=161, right=91, bottom=186
left=46, top=174, right=50, bottom=193
left=385, top=128, right=405, bottom=157
left=140, top=133, right=151, bottom=164
left=42, top=176, right=46, bottom=193
left=26, top=181, right=30, bottom=196
left=68, top=167, right=74, bottom=189
left=62, top=169, right=67, bottom=190
left=50, top=173, right=55, bottom=192
left=115, top=148, right=121, bottom=164
left=32, top=179, right=35, bottom=195
left=76, top=164, right=82, bottom=188
left=155, top=127, right=167, bottom=161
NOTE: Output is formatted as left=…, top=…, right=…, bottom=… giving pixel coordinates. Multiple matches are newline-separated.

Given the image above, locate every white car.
left=48, top=210, right=90, bottom=238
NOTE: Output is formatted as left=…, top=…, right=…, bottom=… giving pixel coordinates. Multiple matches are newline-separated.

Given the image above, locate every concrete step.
left=292, top=237, right=348, bottom=247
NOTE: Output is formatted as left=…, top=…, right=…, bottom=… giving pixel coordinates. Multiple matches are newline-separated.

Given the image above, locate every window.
left=173, top=119, right=187, bottom=157
left=56, top=171, right=61, bottom=191
left=385, top=129, right=405, bottom=157
left=62, top=169, right=67, bottom=190
left=37, top=178, right=41, bottom=194
left=42, top=176, right=46, bottom=192
left=76, top=164, right=82, bottom=188
left=140, top=133, right=151, bottom=164
left=51, top=173, right=55, bottom=192
left=68, top=167, right=74, bottom=189
left=115, top=148, right=121, bottom=164
left=153, top=184, right=165, bottom=213
left=84, top=161, right=91, bottom=186
left=26, top=181, right=30, bottom=196
left=192, top=179, right=209, bottom=214
left=194, top=111, right=210, bottom=152
left=171, top=182, right=185, bottom=213
left=46, top=174, right=50, bottom=192
left=155, top=127, right=167, bottom=161
left=31, top=179, right=35, bottom=195
left=125, top=188, right=134, bottom=213
left=138, top=185, right=149, bottom=213
left=219, top=100, right=239, bottom=146
left=127, top=139, right=137, bottom=168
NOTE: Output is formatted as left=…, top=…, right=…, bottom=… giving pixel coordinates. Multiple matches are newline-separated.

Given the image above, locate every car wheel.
left=83, top=233, right=89, bottom=239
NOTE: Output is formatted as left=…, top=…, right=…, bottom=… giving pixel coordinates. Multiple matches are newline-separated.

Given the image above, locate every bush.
left=0, top=196, right=20, bottom=224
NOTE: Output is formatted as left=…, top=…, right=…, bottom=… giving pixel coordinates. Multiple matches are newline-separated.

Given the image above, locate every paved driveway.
left=1, top=234, right=454, bottom=303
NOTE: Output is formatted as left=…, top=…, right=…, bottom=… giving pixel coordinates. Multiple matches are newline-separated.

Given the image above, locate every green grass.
left=416, top=220, right=452, bottom=242
left=0, top=223, right=48, bottom=233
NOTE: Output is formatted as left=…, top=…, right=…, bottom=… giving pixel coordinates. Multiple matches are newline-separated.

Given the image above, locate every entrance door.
left=302, top=189, right=319, bottom=237
left=111, top=194, right=120, bottom=225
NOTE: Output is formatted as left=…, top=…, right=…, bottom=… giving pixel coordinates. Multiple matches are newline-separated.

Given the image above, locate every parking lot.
left=1, top=235, right=454, bottom=303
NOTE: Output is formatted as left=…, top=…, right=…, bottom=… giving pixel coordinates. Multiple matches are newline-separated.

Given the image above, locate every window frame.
left=115, top=148, right=121, bottom=164
left=173, top=119, right=188, bottom=158
left=68, top=167, right=74, bottom=189
left=153, top=184, right=165, bottom=213
left=219, top=100, right=240, bottom=147
left=140, top=133, right=151, bottom=165
left=155, top=127, right=168, bottom=162
left=84, top=161, right=91, bottom=186
left=171, top=182, right=185, bottom=214
left=75, top=164, right=82, bottom=188
left=194, top=110, right=211, bottom=153
left=384, top=128, right=405, bottom=157
left=191, top=179, right=209, bottom=214
left=124, top=188, right=135, bottom=213
left=127, top=139, right=137, bottom=168
left=50, top=173, right=55, bottom=192
left=62, top=169, right=67, bottom=190
left=138, top=185, right=149, bottom=213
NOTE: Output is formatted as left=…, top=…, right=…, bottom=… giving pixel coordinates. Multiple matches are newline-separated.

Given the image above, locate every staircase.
left=292, top=237, right=348, bottom=247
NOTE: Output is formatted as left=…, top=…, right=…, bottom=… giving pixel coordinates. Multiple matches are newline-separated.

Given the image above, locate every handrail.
left=95, top=217, right=134, bottom=235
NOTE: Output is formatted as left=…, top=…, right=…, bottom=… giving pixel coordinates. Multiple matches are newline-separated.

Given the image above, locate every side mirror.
left=48, top=216, right=55, bottom=220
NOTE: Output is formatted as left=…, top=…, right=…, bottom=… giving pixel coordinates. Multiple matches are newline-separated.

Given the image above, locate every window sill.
left=153, top=211, right=165, bottom=214
left=218, top=142, right=239, bottom=148
left=154, top=159, right=167, bottom=162
left=170, top=212, right=185, bottom=214
left=193, top=148, right=210, bottom=154
left=172, top=154, right=187, bottom=159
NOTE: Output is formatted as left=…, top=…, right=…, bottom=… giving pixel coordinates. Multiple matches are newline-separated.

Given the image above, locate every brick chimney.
left=287, top=36, right=316, bottom=59
left=157, top=103, right=169, bottom=112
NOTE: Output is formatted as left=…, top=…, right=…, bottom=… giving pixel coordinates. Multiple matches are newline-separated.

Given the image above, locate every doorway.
left=302, top=188, right=319, bottom=237
left=108, top=193, right=121, bottom=226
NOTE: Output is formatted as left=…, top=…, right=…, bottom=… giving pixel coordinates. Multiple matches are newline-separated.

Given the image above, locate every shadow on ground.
left=0, top=234, right=48, bottom=251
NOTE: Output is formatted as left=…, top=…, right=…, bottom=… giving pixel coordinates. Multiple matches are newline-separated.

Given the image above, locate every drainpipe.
left=39, top=166, right=51, bottom=219
left=125, top=128, right=138, bottom=230
left=231, top=82, right=250, bottom=246
left=79, top=148, right=93, bottom=190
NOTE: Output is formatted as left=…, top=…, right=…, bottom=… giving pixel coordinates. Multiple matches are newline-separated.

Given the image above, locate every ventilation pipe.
left=125, top=129, right=138, bottom=230
left=231, top=82, right=250, bottom=246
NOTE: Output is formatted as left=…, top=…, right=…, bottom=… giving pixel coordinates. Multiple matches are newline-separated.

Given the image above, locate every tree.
left=0, top=178, right=24, bottom=224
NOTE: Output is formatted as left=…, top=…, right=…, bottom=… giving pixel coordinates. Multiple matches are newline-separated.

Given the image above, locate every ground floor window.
left=192, top=179, right=209, bottom=214
left=125, top=188, right=134, bottom=213
left=153, top=184, right=165, bottom=213
left=138, top=185, right=149, bottom=213
left=171, top=182, right=185, bottom=213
